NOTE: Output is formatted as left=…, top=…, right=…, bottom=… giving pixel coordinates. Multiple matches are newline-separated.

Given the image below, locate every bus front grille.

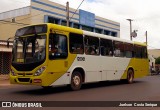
left=17, top=73, right=33, bottom=76
left=18, top=78, right=30, bottom=82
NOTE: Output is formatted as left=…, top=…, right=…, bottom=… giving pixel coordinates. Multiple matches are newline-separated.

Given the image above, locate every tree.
left=155, top=57, right=160, bottom=64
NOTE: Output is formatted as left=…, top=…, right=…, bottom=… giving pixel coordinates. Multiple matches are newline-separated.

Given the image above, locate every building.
left=148, top=49, right=160, bottom=58
left=0, top=0, right=120, bottom=74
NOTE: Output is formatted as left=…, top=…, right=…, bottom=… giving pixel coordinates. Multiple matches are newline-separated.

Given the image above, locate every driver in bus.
left=49, top=45, right=63, bottom=56
left=38, top=46, right=45, bottom=59
left=34, top=46, right=45, bottom=60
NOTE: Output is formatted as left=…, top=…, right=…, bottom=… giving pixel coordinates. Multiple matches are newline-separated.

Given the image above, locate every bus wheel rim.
left=73, top=75, right=80, bottom=86
left=129, top=73, right=133, bottom=82
left=128, top=71, right=133, bottom=82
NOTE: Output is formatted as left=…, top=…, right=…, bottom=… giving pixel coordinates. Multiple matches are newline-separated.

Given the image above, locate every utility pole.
left=127, top=19, right=133, bottom=41
left=145, top=31, right=148, bottom=46
left=66, top=1, right=69, bottom=27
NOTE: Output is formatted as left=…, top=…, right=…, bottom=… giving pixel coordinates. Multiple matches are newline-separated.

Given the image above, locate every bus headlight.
left=11, top=69, right=16, bottom=76
left=34, top=66, right=46, bottom=76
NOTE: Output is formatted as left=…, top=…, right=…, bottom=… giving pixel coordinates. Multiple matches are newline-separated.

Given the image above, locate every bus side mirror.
left=7, top=41, right=9, bottom=48
left=7, top=37, right=15, bottom=48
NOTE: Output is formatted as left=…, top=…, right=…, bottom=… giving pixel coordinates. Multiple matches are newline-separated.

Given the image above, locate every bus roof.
left=83, top=31, right=147, bottom=46
left=134, top=41, right=147, bottom=46
left=47, top=23, right=83, bottom=35
left=19, top=23, right=147, bottom=46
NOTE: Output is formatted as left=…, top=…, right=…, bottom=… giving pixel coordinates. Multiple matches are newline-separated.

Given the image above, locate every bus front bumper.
left=10, top=75, right=44, bottom=86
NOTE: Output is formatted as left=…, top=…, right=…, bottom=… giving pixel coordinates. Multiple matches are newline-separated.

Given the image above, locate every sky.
left=0, top=0, right=160, bottom=49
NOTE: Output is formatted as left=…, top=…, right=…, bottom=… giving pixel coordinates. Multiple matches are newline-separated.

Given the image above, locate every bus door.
left=47, top=32, right=69, bottom=84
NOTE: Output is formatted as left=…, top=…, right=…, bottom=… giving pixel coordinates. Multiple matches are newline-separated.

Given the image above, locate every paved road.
left=0, top=75, right=160, bottom=110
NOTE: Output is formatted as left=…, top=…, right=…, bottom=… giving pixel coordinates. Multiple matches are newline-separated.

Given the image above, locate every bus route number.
left=77, top=57, right=85, bottom=61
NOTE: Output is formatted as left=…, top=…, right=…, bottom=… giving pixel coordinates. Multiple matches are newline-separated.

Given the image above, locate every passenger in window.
left=72, top=44, right=83, bottom=54
left=90, top=48, right=95, bottom=55
left=87, top=46, right=94, bottom=55
left=77, top=45, right=83, bottom=54
left=56, top=45, right=63, bottom=53
left=49, top=46, right=58, bottom=56
left=52, top=46, right=58, bottom=53
left=85, top=46, right=96, bottom=55
left=109, top=50, right=113, bottom=56
left=72, top=46, right=76, bottom=53
left=85, top=46, right=89, bottom=54
left=34, top=46, right=45, bottom=60
left=114, top=48, right=120, bottom=56
left=95, top=48, right=99, bottom=55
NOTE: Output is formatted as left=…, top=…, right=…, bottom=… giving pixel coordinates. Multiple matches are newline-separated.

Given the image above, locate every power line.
left=69, top=0, right=85, bottom=21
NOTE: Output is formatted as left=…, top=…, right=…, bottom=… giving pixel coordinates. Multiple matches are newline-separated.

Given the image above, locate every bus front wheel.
left=127, top=69, right=134, bottom=84
left=70, top=71, right=82, bottom=91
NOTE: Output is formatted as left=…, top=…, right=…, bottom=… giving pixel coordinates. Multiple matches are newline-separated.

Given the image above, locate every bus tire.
left=70, top=71, right=82, bottom=91
left=127, top=69, right=134, bottom=84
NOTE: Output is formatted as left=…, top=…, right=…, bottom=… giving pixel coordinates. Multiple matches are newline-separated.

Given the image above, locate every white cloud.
left=1, top=0, right=160, bottom=48
left=0, top=0, right=30, bottom=12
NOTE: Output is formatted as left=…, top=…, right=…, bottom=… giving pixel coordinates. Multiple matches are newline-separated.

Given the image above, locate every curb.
left=0, top=75, right=9, bottom=81
left=0, top=79, right=10, bottom=87
left=0, top=75, right=10, bottom=86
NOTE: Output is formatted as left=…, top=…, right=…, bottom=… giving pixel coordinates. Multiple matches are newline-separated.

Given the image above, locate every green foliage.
left=155, top=57, right=160, bottom=64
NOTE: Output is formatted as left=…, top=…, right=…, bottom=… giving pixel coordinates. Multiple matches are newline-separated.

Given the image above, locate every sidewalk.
left=0, top=74, right=10, bottom=86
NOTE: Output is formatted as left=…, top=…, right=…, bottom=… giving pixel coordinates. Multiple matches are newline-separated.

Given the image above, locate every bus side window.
left=49, top=33, right=68, bottom=59
left=100, top=38, right=113, bottom=56
left=134, top=45, right=142, bottom=58
left=134, top=45, right=147, bottom=59
left=84, top=36, right=99, bottom=55
left=113, top=41, right=124, bottom=57
left=85, top=46, right=96, bottom=55
left=69, top=33, right=84, bottom=54
left=124, top=43, right=134, bottom=58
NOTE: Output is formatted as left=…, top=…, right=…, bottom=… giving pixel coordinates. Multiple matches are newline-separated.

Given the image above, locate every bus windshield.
left=12, top=34, right=46, bottom=64
left=15, top=24, right=47, bottom=37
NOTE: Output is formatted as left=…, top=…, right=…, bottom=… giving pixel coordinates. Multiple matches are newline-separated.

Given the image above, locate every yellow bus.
left=10, top=23, right=149, bottom=90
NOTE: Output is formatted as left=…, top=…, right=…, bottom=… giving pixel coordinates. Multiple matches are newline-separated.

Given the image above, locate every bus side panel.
left=45, top=54, right=77, bottom=86
left=67, top=55, right=131, bottom=83
left=73, top=55, right=102, bottom=82
left=121, top=58, right=149, bottom=79
left=50, top=54, right=100, bottom=85
left=101, top=57, right=131, bottom=81
left=50, top=56, right=149, bottom=86
left=84, top=55, right=101, bottom=82
left=133, top=58, right=149, bottom=78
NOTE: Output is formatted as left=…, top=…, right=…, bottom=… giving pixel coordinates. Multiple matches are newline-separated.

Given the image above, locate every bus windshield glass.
left=15, top=24, right=47, bottom=37
left=12, top=34, right=46, bottom=64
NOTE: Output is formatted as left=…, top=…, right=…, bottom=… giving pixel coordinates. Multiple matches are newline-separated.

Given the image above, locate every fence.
left=0, top=52, right=11, bottom=74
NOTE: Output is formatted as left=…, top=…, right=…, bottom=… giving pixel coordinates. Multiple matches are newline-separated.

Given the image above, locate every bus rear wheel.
left=70, top=71, right=82, bottom=91
left=127, top=69, right=134, bottom=84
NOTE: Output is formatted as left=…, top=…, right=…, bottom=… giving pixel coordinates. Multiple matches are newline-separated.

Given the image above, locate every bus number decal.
left=77, top=57, right=85, bottom=61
